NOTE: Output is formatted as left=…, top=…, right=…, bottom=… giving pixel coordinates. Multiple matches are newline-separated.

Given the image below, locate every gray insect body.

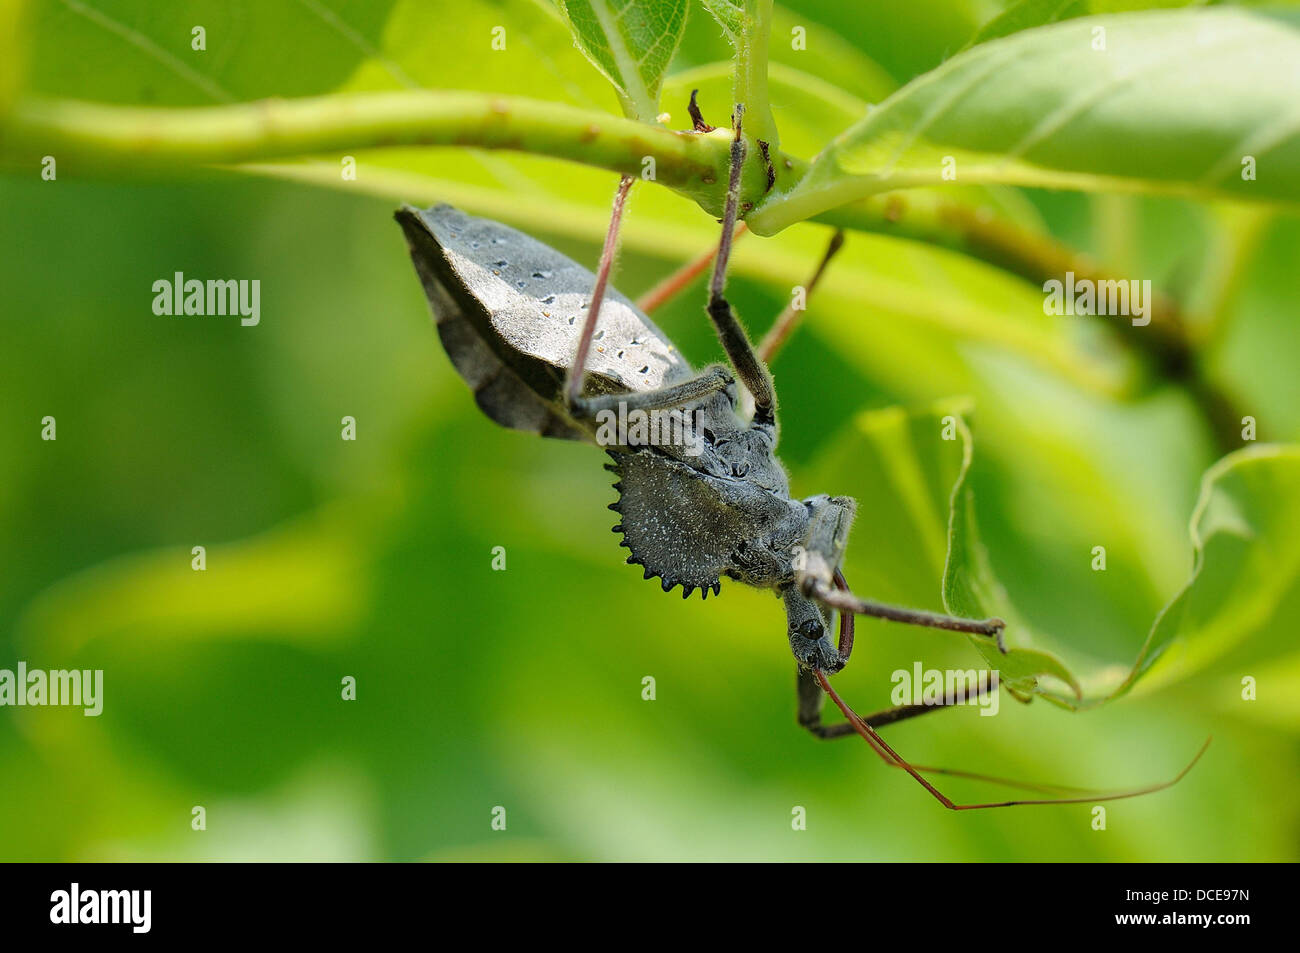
left=397, top=204, right=686, bottom=440
left=392, top=123, right=1202, bottom=811
left=397, top=203, right=849, bottom=671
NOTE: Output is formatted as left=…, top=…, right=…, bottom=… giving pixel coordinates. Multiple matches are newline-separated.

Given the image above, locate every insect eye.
left=796, top=618, right=824, bottom=642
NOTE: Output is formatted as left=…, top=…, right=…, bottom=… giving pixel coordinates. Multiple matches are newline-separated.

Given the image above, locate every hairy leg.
left=703, top=108, right=778, bottom=426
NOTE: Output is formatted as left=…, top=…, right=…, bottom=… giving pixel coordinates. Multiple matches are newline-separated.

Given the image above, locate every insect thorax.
left=398, top=202, right=813, bottom=599
left=609, top=394, right=810, bottom=598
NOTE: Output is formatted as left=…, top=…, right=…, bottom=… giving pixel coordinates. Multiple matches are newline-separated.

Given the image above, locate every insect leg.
left=814, top=670, right=1211, bottom=809
left=571, top=365, right=734, bottom=418
left=807, top=663, right=1184, bottom=796
left=803, top=668, right=1081, bottom=795
left=797, top=668, right=1000, bottom=740
left=560, top=175, right=742, bottom=425
left=797, top=665, right=850, bottom=737
left=799, top=496, right=1007, bottom=648
left=564, top=175, right=636, bottom=410
left=810, top=581, right=1007, bottom=646
left=704, top=107, right=778, bottom=427
left=756, top=229, right=846, bottom=364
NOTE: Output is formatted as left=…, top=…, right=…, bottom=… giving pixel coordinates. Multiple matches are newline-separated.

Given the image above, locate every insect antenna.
left=813, top=670, right=1211, bottom=810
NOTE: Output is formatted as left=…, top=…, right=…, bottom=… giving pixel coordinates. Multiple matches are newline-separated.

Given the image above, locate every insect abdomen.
left=396, top=205, right=692, bottom=436
left=422, top=267, right=587, bottom=440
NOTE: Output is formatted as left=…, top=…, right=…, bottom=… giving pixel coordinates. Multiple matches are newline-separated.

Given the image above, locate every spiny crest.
left=604, top=448, right=807, bottom=600
left=605, top=452, right=723, bottom=599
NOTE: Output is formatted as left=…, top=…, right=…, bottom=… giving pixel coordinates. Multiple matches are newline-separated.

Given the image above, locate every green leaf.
left=8, top=0, right=702, bottom=235
left=749, top=9, right=1300, bottom=234
left=942, top=418, right=1300, bottom=705
left=24, top=0, right=410, bottom=105
left=700, top=0, right=746, bottom=41
left=1118, top=444, right=1300, bottom=697
left=937, top=387, right=1182, bottom=706
left=4, top=0, right=1065, bottom=275
left=964, top=0, right=1090, bottom=47
left=964, top=0, right=1211, bottom=49
left=555, top=0, right=688, bottom=120
left=940, top=412, right=1083, bottom=702
left=803, top=401, right=1082, bottom=703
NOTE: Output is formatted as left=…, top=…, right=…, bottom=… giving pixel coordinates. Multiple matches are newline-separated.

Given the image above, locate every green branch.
left=0, top=90, right=763, bottom=215
left=0, top=89, right=1127, bottom=291
left=0, top=87, right=1243, bottom=450
left=735, top=0, right=778, bottom=148
left=818, top=189, right=1248, bottom=452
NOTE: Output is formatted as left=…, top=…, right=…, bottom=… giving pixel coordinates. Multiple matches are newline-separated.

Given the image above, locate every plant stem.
left=0, top=91, right=756, bottom=215
left=0, top=89, right=1245, bottom=450
left=813, top=188, right=1249, bottom=452
left=735, top=0, right=779, bottom=149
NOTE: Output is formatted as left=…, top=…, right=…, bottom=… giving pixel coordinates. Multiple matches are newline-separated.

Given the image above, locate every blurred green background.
left=1, top=0, right=1298, bottom=861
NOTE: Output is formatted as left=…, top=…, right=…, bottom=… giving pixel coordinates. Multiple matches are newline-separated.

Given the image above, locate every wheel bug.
left=395, top=105, right=1208, bottom=810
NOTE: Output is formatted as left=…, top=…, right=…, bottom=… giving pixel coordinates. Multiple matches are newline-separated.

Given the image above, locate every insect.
left=395, top=107, right=1207, bottom=810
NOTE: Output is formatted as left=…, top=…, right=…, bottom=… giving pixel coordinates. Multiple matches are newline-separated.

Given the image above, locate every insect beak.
left=783, top=587, right=845, bottom=674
